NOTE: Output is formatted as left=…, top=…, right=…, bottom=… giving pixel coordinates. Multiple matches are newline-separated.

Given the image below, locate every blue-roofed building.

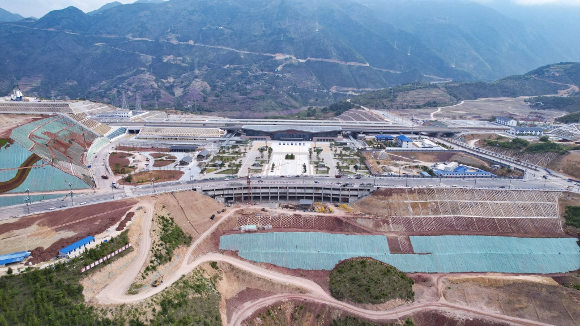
left=432, top=163, right=496, bottom=178
left=0, top=251, right=31, bottom=266
left=420, top=171, right=432, bottom=177
left=395, top=135, right=414, bottom=148
left=375, top=134, right=394, bottom=141
left=58, top=236, right=95, bottom=258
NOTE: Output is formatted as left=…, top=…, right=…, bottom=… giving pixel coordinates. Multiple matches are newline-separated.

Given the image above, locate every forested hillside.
left=0, top=0, right=576, bottom=117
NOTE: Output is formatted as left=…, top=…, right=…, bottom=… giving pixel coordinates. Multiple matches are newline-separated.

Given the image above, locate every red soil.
left=120, top=170, right=184, bottom=185
left=1, top=199, right=137, bottom=263
left=152, top=160, right=175, bottom=167
left=150, top=153, right=175, bottom=159
left=116, top=212, right=135, bottom=231
left=109, top=152, right=132, bottom=175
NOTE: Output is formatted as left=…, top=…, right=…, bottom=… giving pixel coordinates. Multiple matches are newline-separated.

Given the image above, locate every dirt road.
left=94, top=205, right=554, bottom=326
left=228, top=293, right=551, bottom=326
left=430, top=100, right=464, bottom=120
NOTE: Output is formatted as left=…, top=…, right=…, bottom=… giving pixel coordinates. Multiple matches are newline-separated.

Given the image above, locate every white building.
left=95, top=110, right=134, bottom=119
left=508, top=126, right=544, bottom=136
left=395, top=135, right=414, bottom=148
left=495, top=116, right=517, bottom=126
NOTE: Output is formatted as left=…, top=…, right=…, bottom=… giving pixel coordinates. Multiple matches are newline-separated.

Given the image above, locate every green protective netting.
left=219, top=232, right=580, bottom=273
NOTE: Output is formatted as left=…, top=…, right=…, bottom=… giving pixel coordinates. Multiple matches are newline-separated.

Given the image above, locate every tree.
left=114, top=162, right=121, bottom=173
left=326, top=166, right=330, bottom=174
left=268, top=147, right=273, bottom=160
left=308, top=148, right=313, bottom=161
left=302, top=163, right=307, bottom=173
left=539, top=135, right=549, bottom=142
left=259, top=147, right=265, bottom=158
left=316, top=148, right=323, bottom=160
left=125, top=174, right=133, bottom=183
left=6, top=267, right=12, bottom=275
left=354, top=165, right=358, bottom=172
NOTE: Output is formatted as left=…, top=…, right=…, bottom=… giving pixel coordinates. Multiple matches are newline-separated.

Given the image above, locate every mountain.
left=0, top=0, right=577, bottom=117
left=135, top=0, right=166, bottom=3
left=358, top=0, right=563, bottom=81
left=87, top=2, right=123, bottom=16
left=0, top=7, right=24, bottom=22
left=348, top=63, right=577, bottom=110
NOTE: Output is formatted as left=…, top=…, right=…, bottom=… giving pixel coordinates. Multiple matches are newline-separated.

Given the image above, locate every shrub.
left=564, top=206, right=580, bottom=228
left=329, top=258, right=414, bottom=304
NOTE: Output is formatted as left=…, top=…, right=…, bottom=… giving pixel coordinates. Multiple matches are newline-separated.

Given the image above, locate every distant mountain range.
left=0, top=0, right=578, bottom=117
left=348, top=62, right=580, bottom=111
left=0, top=7, right=24, bottom=22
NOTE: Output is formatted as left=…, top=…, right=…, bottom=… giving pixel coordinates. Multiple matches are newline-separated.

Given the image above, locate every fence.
left=81, top=243, right=132, bottom=273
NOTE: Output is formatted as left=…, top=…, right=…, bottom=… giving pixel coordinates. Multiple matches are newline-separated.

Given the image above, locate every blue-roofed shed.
left=59, top=236, right=95, bottom=258
left=396, top=135, right=413, bottom=142
left=453, top=166, right=469, bottom=173
left=0, top=251, right=31, bottom=266
left=375, top=134, right=394, bottom=141
left=420, top=171, right=431, bottom=177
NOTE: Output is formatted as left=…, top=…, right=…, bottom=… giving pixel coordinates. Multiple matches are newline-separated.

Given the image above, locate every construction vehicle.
left=152, top=277, right=163, bottom=287
left=339, top=203, right=354, bottom=213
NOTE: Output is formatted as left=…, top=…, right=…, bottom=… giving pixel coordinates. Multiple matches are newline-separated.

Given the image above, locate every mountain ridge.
left=0, top=0, right=577, bottom=117
left=0, top=7, right=24, bottom=22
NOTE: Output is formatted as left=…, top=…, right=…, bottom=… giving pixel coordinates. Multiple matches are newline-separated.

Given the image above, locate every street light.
left=111, top=183, right=115, bottom=199
left=68, top=183, right=73, bottom=206
left=25, top=196, right=30, bottom=214
left=189, top=168, right=193, bottom=190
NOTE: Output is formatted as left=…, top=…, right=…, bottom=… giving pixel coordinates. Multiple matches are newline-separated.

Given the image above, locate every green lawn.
left=216, top=169, right=239, bottom=175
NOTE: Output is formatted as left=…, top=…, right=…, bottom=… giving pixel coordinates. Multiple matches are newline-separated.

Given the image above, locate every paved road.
left=1, top=174, right=567, bottom=220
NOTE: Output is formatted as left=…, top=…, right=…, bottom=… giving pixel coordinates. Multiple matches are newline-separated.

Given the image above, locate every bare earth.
left=396, top=97, right=567, bottom=122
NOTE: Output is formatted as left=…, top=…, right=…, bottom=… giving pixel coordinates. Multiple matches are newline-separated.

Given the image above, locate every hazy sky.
left=1, top=0, right=580, bottom=19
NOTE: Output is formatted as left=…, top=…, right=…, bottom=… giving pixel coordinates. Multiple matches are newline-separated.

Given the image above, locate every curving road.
left=94, top=205, right=554, bottom=326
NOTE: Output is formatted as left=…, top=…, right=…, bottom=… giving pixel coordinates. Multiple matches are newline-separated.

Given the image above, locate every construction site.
left=2, top=100, right=580, bottom=326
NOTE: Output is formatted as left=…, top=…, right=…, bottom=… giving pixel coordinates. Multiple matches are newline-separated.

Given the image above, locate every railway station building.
left=241, top=125, right=343, bottom=142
